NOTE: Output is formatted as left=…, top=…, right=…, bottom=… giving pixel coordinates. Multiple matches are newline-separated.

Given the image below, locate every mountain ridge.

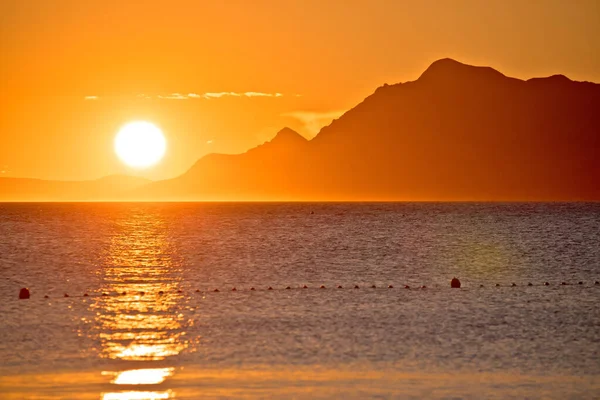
left=2, top=58, right=599, bottom=201
left=147, top=58, right=598, bottom=201
left=418, top=58, right=508, bottom=83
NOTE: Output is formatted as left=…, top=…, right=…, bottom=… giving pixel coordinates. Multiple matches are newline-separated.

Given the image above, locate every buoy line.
left=16, top=280, right=600, bottom=299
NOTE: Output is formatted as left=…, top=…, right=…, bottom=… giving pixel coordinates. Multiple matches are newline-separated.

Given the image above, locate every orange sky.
left=1, top=0, right=599, bottom=181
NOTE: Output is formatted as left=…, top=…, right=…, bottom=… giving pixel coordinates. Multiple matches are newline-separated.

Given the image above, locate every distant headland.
left=1, top=59, right=599, bottom=201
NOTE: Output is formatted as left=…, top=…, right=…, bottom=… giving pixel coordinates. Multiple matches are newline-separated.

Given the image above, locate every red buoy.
left=19, top=288, right=30, bottom=299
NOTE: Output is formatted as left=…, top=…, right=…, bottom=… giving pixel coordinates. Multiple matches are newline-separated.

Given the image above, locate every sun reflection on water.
left=92, top=208, right=191, bottom=399
left=102, top=391, right=172, bottom=400
left=109, top=368, right=175, bottom=385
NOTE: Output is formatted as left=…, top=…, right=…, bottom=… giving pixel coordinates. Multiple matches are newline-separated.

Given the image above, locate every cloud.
left=202, top=92, right=242, bottom=98
left=282, top=110, right=346, bottom=137
left=150, top=92, right=288, bottom=100
left=84, top=92, right=293, bottom=101
left=158, top=93, right=188, bottom=100
left=202, top=92, right=283, bottom=99
left=243, top=92, right=282, bottom=97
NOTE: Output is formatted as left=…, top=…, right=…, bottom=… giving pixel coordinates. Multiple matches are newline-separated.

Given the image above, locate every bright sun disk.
left=115, top=121, right=166, bottom=168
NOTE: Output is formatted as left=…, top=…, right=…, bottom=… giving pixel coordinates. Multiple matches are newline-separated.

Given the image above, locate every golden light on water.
left=93, top=208, right=190, bottom=399
left=110, top=368, right=175, bottom=385
left=102, top=391, right=172, bottom=400
left=100, top=314, right=182, bottom=334
left=108, top=341, right=187, bottom=361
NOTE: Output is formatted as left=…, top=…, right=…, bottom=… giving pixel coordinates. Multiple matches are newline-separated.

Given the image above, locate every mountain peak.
left=270, top=127, right=308, bottom=145
left=244, top=127, right=308, bottom=156
left=419, top=58, right=505, bottom=83
left=527, top=74, right=572, bottom=84
left=426, top=58, right=466, bottom=70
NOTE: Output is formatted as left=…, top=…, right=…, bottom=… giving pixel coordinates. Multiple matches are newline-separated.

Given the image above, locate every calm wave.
left=0, top=203, right=599, bottom=399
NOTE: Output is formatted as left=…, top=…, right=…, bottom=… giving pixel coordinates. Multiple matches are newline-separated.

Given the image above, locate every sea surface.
left=0, top=203, right=599, bottom=399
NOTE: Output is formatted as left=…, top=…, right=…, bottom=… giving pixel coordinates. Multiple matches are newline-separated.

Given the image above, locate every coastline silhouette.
left=1, top=59, right=598, bottom=202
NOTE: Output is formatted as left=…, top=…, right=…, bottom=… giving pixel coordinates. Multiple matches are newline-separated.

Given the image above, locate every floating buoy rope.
left=18, top=279, right=599, bottom=299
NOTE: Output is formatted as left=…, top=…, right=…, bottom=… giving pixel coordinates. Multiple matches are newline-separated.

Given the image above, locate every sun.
left=115, top=121, right=166, bottom=168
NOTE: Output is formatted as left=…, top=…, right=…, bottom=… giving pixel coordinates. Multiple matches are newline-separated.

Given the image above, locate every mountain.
left=141, top=58, right=599, bottom=201
left=2, top=59, right=598, bottom=201
left=0, top=174, right=150, bottom=201
left=140, top=127, right=310, bottom=200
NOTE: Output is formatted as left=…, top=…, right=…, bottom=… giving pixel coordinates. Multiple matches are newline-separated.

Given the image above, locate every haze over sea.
left=1, top=202, right=599, bottom=399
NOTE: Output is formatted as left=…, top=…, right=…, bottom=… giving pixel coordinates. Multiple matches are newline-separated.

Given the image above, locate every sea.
left=0, top=202, right=599, bottom=399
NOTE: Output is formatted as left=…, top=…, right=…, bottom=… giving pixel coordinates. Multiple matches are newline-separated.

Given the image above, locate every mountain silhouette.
left=140, top=128, right=310, bottom=200
left=0, top=174, right=149, bottom=201
left=2, top=59, right=599, bottom=201
left=140, top=58, right=599, bottom=201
